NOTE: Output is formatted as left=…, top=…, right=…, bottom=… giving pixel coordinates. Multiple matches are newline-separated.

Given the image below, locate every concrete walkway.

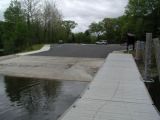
left=59, top=53, right=160, bottom=120
left=0, top=45, right=50, bottom=61
left=17, top=44, right=50, bottom=56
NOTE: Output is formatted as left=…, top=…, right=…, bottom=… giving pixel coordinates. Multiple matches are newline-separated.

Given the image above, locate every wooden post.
left=144, top=33, right=152, bottom=82
left=153, top=38, right=160, bottom=82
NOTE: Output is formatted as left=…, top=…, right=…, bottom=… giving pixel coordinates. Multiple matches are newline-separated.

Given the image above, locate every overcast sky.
left=0, top=0, right=128, bottom=32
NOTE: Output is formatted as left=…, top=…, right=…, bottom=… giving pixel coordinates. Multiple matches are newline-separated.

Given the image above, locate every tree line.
left=0, top=0, right=77, bottom=54
left=87, top=0, right=160, bottom=44
left=62, top=0, right=160, bottom=44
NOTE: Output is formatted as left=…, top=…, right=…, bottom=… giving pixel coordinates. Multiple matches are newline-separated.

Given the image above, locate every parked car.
left=58, top=40, right=64, bottom=44
left=96, top=40, right=108, bottom=45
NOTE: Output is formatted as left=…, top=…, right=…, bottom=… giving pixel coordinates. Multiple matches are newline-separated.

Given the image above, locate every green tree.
left=63, top=20, right=77, bottom=34
left=62, top=20, right=77, bottom=42
left=1, top=0, right=75, bottom=55
left=3, top=0, right=27, bottom=53
left=126, top=0, right=160, bottom=37
left=89, top=22, right=104, bottom=41
left=42, top=1, right=64, bottom=43
left=4, top=0, right=24, bottom=23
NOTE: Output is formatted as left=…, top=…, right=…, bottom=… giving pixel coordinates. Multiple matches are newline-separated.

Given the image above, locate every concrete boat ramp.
left=0, top=56, right=104, bottom=81
left=59, top=53, right=160, bottom=120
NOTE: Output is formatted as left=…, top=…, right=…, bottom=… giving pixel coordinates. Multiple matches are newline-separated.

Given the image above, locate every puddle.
left=0, top=76, right=88, bottom=120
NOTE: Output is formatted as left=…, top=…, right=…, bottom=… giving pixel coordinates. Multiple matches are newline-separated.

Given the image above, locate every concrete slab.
left=0, top=56, right=104, bottom=81
left=0, top=55, right=18, bottom=62
left=59, top=53, right=160, bottom=120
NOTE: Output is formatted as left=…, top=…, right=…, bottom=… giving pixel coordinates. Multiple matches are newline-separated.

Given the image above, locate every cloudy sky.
left=0, top=0, right=128, bottom=32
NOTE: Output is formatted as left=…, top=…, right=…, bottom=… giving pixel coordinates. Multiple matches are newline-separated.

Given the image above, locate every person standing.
left=126, top=33, right=136, bottom=51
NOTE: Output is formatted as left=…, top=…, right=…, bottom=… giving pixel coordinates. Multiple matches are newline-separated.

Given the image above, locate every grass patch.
left=22, top=44, right=44, bottom=52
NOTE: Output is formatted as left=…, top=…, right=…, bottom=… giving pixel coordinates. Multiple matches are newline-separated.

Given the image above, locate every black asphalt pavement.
left=31, top=44, right=125, bottom=58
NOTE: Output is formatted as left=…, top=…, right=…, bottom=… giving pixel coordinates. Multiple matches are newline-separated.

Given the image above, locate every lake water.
left=0, top=76, right=88, bottom=120
left=146, top=76, right=160, bottom=112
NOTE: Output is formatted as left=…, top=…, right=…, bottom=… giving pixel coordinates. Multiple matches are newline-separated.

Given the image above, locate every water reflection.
left=0, top=76, right=88, bottom=120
